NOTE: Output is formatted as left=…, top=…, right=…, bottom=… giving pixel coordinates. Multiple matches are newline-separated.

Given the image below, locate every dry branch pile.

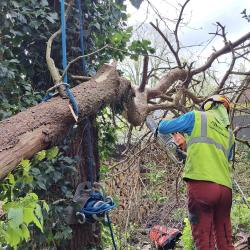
left=103, top=137, right=187, bottom=247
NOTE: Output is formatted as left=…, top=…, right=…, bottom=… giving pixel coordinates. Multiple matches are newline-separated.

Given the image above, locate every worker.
left=156, top=95, right=235, bottom=250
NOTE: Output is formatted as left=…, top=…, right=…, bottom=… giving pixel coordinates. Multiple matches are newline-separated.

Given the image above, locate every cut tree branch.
left=0, top=65, right=131, bottom=179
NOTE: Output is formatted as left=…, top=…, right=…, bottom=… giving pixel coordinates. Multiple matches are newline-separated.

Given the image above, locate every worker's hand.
left=154, top=127, right=159, bottom=139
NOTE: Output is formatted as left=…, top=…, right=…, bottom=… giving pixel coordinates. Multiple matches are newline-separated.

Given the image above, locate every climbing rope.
left=60, top=0, right=79, bottom=119
left=42, top=0, right=79, bottom=122
left=73, top=182, right=117, bottom=249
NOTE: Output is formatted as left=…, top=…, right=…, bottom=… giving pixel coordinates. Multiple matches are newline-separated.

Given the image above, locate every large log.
left=0, top=64, right=131, bottom=179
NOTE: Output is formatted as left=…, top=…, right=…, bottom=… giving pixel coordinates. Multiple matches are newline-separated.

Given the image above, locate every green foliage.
left=85, top=0, right=130, bottom=69
left=129, top=40, right=155, bottom=60
left=101, top=222, right=137, bottom=250
left=98, top=108, right=119, bottom=160
left=0, top=193, right=46, bottom=249
left=231, top=198, right=250, bottom=235
left=181, top=218, right=195, bottom=250
left=101, top=223, right=120, bottom=249
left=142, top=164, right=168, bottom=203
left=0, top=0, right=57, bottom=120
left=0, top=147, right=77, bottom=249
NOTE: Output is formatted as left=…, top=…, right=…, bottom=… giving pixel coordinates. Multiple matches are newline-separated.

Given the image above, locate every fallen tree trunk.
left=0, top=64, right=131, bottom=179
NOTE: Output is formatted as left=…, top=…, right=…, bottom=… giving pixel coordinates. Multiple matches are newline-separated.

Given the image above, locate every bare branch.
left=150, top=22, right=182, bottom=67
left=214, top=47, right=236, bottom=94
left=235, top=137, right=250, bottom=148
left=182, top=88, right=204, bottom=104
left=191, top=32, right=250, bottom=75
left=230, top=76, right=250, bottom=125
left=230, top=71, right=250, bottom=76
left=174, top=0, right=190, bottom=53
left=138, top=54, right=149, bottom=92
left=46, top=29, right=62, bottom=84
left=234, top=123, right=250, bottom=133
left=215, top=22, right=228, bottom=44
left=61, top=45, right=109, bottom=80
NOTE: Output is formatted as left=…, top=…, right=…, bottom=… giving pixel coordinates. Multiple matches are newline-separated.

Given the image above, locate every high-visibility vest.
left=184, top=110, right=234, bottom=189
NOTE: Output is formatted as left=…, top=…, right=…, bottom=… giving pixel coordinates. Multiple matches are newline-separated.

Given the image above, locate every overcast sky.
left=125, top=0, right=250, bottom=58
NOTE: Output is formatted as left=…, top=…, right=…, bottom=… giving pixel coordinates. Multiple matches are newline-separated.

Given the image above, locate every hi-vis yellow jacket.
left=184, top=110, right=235, bottom=189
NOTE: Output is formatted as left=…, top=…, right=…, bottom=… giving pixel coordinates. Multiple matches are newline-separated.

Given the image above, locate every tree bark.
left=62, top=116, right=101, bottom=249
left=0, top=64, right=130, bottom=179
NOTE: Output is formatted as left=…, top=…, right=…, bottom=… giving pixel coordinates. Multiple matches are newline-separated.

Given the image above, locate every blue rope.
left=76, top=0, right=87, bottom=74
left=60, top=0, right=68, bottom=83
left=79, top=191, right=117, bottom=249
left=107, top=213, right=117, bottom=250
left=42, top=92, right=54, bottom=102
left=85, top=118, right=95, bottom=186
left=80, top=191, right=115, bottom=216
left=42, top=0, right=79, bottom=118
left=60, top=0, right=79, bottom=117
left=65, top=87, right=79, bottom=116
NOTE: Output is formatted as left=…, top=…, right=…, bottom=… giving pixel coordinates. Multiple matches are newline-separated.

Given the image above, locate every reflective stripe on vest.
left=187, top=112, right=232, bottom=158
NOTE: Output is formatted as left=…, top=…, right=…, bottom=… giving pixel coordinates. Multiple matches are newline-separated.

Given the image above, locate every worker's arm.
left=158, top=111, right=234, bottom=161
left=158, top=112, right=195, bottom=136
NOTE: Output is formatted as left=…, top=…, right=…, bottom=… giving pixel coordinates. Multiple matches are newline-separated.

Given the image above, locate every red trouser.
left=187, top=180, right=235, bottom=250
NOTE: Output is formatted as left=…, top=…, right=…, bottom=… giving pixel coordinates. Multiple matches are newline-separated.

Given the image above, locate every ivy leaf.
left=42, top=200, right=49, bottom=213
left=5, top=226, right=21, bottom=247
left=46, top=146, right=59, bottom=160
left=32, top=213, right=43, bottom=232
left=20, top=224, right=30, bottom=241
left=37, top=181, right=47, bottom=190
left=35, top=150, right=46, bottom=161
left=35, top=204, right=44, bottom=229
left=7, top=173, right=15, bottom=185
left=62, top=157, right=74, bottom=165
left=9, top=59, right=19, bottom=63
left=8, top=207, right=23, bottom=228
left=111, top=32, right=123, bottom=44
left=20, top=159, right=31, bottom=174
left=12, top=1, right=20, bottom=8
left=23, top=208, right=35, bottom=225
left=21, top=160, right=31, bottom=176
left=23, top=206, right=43, bottom=232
